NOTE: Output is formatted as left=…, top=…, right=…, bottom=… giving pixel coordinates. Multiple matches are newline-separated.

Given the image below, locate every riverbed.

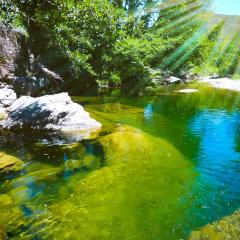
left=0, top=84, right=239, bottom=239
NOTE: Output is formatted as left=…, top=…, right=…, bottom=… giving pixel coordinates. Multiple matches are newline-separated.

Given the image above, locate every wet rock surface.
left=2, top=93, right=102, bottom=140
left=189, top=210, right=240, bottom=240
left=0, top=24, right=28, bottom=80
left=0, top=152, right=24, bottom=174
left=16, top=125, right=194, bottom=240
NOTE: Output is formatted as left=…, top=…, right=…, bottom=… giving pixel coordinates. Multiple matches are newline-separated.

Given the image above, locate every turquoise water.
left=0, top=85, right=240, bottom=239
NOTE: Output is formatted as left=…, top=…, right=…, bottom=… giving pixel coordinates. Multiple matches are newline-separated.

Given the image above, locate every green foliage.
left=0, top=0, right=240, bottom=94
left=44, top=0, right=126, bottom=82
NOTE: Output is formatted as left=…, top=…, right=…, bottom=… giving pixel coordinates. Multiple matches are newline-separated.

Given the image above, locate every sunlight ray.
left=160, top=24, right=208, bottom=69
left=169, top=23, right=223, bottom=71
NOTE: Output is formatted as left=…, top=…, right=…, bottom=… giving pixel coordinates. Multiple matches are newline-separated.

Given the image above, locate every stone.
left=0, top=24, right=28, bottom=80
left=0, top=83, right=17, bottom=119
left=27, top=125, right=194, bottom=240
left=200, top=77, right=240, bottom=92
left=0, top=109, right=7, bottom=120
left=0, top=83, right=17, bottom=107
left=177, top=89, right=199, bottom=93
left=189, top=210, right=240, bottom=240
left=166, top=76, right=182, bottom=84
left=0, top=152, right=24, bottom=174
left=0, top=194, right=13, bottom=209
left=2, top=93, right=102, bottom=140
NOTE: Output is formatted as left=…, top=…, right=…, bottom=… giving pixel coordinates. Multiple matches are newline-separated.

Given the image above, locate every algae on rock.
left=0, top=152, right=24, bottom=174
left=0, top=226, right=6, bottom=240
left=0, top=193, right=26, bottom=238
left=19, top=125, right=195, bottom=240
left=189, top=209, right=240, bottom=240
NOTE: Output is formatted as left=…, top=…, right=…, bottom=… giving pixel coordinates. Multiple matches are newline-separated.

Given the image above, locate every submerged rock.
left=0, top=152, right=24, bottom=174
left=2, top=93, right=102, bottom=140
left=24, top=125, right=194, bottom=240
left=0, top=83, right=17, bottom=119
left=189, top=209, right=240, bottom=240
left=0, top=193, right=25, bottom=238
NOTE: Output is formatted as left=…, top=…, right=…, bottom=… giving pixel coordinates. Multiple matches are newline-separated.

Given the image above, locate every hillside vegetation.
left=0, top=0, right=240, bottom=94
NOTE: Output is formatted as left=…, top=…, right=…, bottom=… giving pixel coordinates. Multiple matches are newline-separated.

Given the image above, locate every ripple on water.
left=1, top=89, right=240, bottom=239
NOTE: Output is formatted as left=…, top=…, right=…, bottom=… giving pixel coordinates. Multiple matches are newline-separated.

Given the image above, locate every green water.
left=0, top=85, right=240, bottom=239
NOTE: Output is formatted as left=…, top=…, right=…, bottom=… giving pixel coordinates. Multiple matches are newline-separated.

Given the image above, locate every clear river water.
left=0, top=84, right=239, bottom=239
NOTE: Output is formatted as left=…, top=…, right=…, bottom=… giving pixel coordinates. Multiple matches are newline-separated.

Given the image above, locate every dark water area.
left=0, top=85, right=240, bottom=239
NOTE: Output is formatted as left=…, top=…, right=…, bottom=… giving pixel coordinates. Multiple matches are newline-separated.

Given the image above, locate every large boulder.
left=0, top=83, right=17, bottom=119
left=24, top=126, right=194, bottom=240
left=2, top=93, right=101, bottom=140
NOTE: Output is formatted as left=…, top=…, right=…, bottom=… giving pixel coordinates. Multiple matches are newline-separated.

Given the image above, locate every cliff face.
left=0, top=24, right=29, bottom=80
left=0, top=24, right=62, bottom=96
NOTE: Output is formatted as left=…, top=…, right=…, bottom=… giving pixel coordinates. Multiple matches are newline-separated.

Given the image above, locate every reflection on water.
left=144, top=103, right=153, bottom=121
left=190, top=109, right=240, bottom=189
left=188, top=109, right=240, bottom=226
left=0, top=86, right=240, bottom=239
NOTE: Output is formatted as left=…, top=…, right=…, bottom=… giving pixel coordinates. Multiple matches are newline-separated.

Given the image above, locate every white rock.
left=167, top=76, right=181, bottom=84
left=3, top=93, right=102, bottom=140
left=177, top=89, right=198, bottom=93
left=0, top=83, right=17, bottom=107
left=0, top=108, right=7, bottom=120
left=0, top=83, right=17, bottom=119
left=200, top=77, right=240, bottom=92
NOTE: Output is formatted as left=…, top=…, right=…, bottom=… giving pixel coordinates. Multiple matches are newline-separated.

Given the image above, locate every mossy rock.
left=0, top=194, right=25, bottom=238
left=23, top=125, right=195, bottom=240
left=0, top=225, right=6, bottom=240
left=32, top=141, right=85, bottom=161
left=3, top=162, right=62, bottom=193
left=189, top=210, right=240, bottom=240
left=0, top=194, right=13, bottom=209
left=0, top=152, right=24, bottom=174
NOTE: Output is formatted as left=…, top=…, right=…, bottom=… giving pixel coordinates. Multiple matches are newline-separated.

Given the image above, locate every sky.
left=212, top=0, right=240, bottom=15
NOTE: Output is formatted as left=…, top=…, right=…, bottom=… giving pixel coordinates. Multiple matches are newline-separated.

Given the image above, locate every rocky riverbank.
left=0, top=83, right=101, bottom=141
left=200, top=77, right=240, bottom=92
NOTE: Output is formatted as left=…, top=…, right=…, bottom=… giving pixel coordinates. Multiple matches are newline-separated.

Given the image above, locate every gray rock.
left=200, top=77, right=240, bottom=92
left=166, top=76, right=182, bottom=84
left=0, top=83, right=17, bottom=119
left=0, top=24, right=29, bottom=79
left=2, top=93, right=102, bottom=140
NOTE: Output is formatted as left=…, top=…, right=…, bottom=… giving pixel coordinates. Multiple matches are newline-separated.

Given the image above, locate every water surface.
left=0, top=85, right=240, bottom=239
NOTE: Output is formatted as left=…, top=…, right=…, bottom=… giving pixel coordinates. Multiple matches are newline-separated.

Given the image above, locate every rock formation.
left=2, top=93, right=101, bottom=140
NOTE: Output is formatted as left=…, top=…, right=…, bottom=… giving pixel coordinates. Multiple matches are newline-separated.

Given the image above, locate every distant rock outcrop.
left=0, top=23, right=63, bottom=96
left=200, top=77, right=240, bottom=92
